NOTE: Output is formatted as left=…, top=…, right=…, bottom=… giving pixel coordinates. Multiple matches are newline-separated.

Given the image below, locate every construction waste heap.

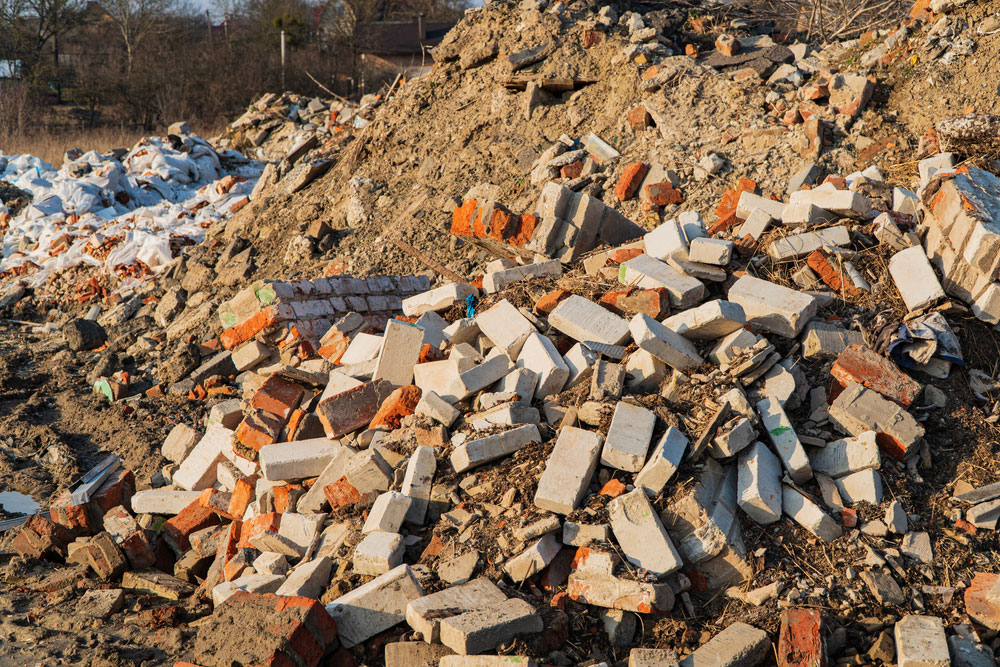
left=4, top=0, right=1000, bottom=666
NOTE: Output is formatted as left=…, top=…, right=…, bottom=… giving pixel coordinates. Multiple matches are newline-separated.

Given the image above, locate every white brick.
left=363, top=491, right=414, bottom=533
left=297, top=444, right=356, bottom=513
left=562, top=522, right=611, bottom=547
left=213, top=574, right=285, bottom=606
left=630, top=313, right=704, bottom=371
left=708, top=328, right=759, bottom=364
left=728, top=275, right=818, bottom=338
left=345, top=449, right=394, bottom=494
left=662, top=299, right=746, bottom=341
left=834, top=468, right=883, bottom=505
left=415, top=391, right=460, bottom=426
left=354, top=531, right=405, bottom=575
left=709, top=417, right=755, bottom=458
left=549, top=294, right=630, bottom=345
left=620, top=254, right=705, bottom=309
left=629, top=648, right=681, bottom=667
left=403, top=282, right=478, bottom=316
left=259, top=437, right=341, bottom=481
left=828, top=381, right=924, bottom=458
left=341, top=336, right=386, bottom=365
left=566, top=570, right=674, bottom=613
left=162, top=423, right=200, bottom=464
left=889, top=246, right=945, bottom=312
left=678, top=623, right=771, bottom=667
left=738, top=209, right=772, bottom=241
left=893, top=187, right=919, bottom=216
left=644, top=218, right=688, bottom=260
left=737, top=191, right=786, bottom=220
left=687, top=237, right=733, bottom=265
left=440, top=656, right=538, bottom=667
left=275, top=556, right=331, bottom=598
left=326, top=565, right=424, bottom=647
left=503, top=533, right=562, bottom=582
left=808, top=431, right=880, bottom=478
left=516, top=332, right=570, bottom=399
left=449, top=354, right=514, bottom=401
left=278, top=512, right=324, bottom=550
left=173, top=424, right=232, bottom=491
left=894, top=615, right=949, bottom=667
left=678, top=210, right=706, bottom=242
left=737, top=442, right=782, bottom=525
left=483, top=260, right=562, bottom=293
left=443, top=318, right=480, bottom=345
left=789, top=188, right=873, bottom=218
left=782, top=485, right=842, bottom=542
left=493, top=367, right=538, bottom=401
left=634, top=427, right=687, bottom=496
left=608, top=489, right=683, bottom=576
left=476, top=300, right=535, bottom=358
left=439, top=598, right=543, bottom=655
left=415, top=311, right=448, bottom=348
left=253, top=552, right=289, bottom=576
left=766, top=225, right=852, bottom=260
left=451, top=424, right=541, bottom=473
left=373, top=320, right=424, bottom=386
left=601, top=401, right=656, bottom=472
left=232, top=341, right=270, bottom=371
left=130, top=489, right=201, bottom=515
left=780, top=203, right=839, bottom=226
left=624, top=348, right=667, bottom=392
left=401, top=445, right=436, bottom=524
left=534, top=426, right=603, bottom=514
left=757, top=397, right=811, bottom=484
left=972, top=283, right=1000, bottom=323
left=562, top=343, right=598, bottom=388
left=406, top=578, right=508, bottom=643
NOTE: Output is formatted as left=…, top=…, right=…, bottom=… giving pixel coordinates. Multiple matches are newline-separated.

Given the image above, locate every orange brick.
left=221, top=306, right=279, bottom=350
left=582, top=28, right=604, bottom=48
left=323, top=478, right=362, bottom=510
left=487, top=207, right=517, bottom=242
left=684, top=44, right=698, bottom=58
left=806, top=249, right=856, bottom=296
left=534, top=289, right=570, bottom=315
left=251, top=375, right=304, bottom=419
left=226, top=475, right=256, bottom=522
left=236, top=410, right=286, bottom=453
left=450, top=199, right=478, bottom=237
left=614, top=162, right=649, bottom=202
left=508, top=214, right=537, bottom=248
left=199, top=488, right=236, bottom=520
left=599, top=479, right=627, bottom=498
left=238, top=513, right=280, bottom=549
left=369, top=385, right=422, bottom=430
left=645, top=181, right=684, bottom=206
left=163, top=500, right=220, bottom=552
left=627, top=106, right=652, bottom=131
left=273, top=483, right=304, bottom=514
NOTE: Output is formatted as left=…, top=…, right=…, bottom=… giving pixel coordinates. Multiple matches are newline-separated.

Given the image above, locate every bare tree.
left=102, top=0, right=176, bottom=72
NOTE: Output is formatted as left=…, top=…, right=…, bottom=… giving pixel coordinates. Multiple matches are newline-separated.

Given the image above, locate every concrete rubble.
left=4, top=0, right=1000, bottom=665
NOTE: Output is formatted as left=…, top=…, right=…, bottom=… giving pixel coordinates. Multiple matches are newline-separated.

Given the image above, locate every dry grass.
left=0, top=127, right=153, bottom=166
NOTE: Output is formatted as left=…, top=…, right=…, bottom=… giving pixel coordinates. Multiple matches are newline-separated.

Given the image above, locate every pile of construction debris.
left=6, top=0, right=1000, bottom=666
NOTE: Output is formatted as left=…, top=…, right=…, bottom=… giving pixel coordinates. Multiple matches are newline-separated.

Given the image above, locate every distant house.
left=357, top=18, right=454, bottom=77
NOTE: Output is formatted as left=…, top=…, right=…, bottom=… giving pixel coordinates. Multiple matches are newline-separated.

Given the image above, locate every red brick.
left=120, top=530, right=156, bottom=569
left=778, top=608, right=827, bottom=667
left=582, top=28, right=604, bottom=48
left=323, top=477, right=362, bottom=510
left=966, top=573, right=1000, bottom=630
left=560, top=161, right=584, bottom=179
left=806, top=249, right=856, bottom=296
left=645, top=181, right=684, bottom=206
left=830, top=344, right=922, bottom=407
left=11, top=514, right=73, bottom=559
left=487, top=207, right=517, bottom=242
left=163, top=500, right=220, bottom=553
left=251, top=376, right=304, bottom=420
left=228, top=474, right=259, bottom=519
left=238, top=514, right=278, bottom=550
left=534, top=289, right=570, bottom=315
left=315, top=379, right=394, bottom=438
left=421, top=534, right=446, bottom=560
left=236, top=409, right=286, bottom=454
left=50, top=492, right=95, bottom=535
left=627, top=106, right=652, bottom=131
left=614, top=162, right=649, bottom=202
left=369, top=385, right=422, bottom=430
left=611, top=248, right=643, bottom=264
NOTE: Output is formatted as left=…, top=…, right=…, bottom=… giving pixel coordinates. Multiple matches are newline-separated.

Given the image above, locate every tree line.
left=0, top=0, right=467, bottom=135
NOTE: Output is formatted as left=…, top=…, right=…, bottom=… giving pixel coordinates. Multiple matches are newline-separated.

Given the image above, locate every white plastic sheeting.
left=0, top=134, right=263, bottom=287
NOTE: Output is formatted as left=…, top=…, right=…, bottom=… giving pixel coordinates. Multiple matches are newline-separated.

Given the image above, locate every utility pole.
left=280, top=30, right=286, bottom=91
left=206, top=10, right=212, bottom=43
